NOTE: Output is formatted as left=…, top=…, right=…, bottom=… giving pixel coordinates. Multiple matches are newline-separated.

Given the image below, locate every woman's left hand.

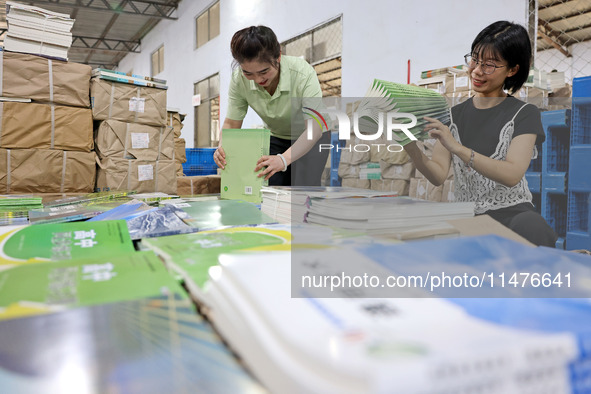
left=423, top=116, right=461, bottom=154
left=255, top=155, right=286, bottom=181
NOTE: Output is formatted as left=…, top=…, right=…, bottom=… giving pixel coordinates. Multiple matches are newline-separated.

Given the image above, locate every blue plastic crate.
left=573, top=76, right=591, bottom=98
left=566, top=191, right=591, bottom=250
left=568, top=146, right=591, bottom=191
left=330, top=132, right=346, bottom=172
left=541, top=192, right=567, bottom=237
left=182, top=165, right=218, bottom=177
left=329, top=168, right=341, bottom=186
left=541, top=110, right=570, bottom=194
left=528, top=142, right=542, bottom=173
left=571, top=102, right=591, bottom=146
left=525, top=172, right=541, bottom=194
left=185, top=148, right=216, bottom=167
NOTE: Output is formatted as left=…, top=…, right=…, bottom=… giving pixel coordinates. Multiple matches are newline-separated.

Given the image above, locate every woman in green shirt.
left=214, top=25, right=329, bottom=186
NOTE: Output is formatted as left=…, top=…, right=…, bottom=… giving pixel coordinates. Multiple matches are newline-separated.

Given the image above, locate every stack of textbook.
left=305, top=195, right=474, bottom=238
left=204, top=235, right=591, bottom=394
left=0, top=195, right=43, bottom=225
left=92, top=68, right=168, bottom=89
left=4, top=2, right=74, bottom=60
left=261, top=186, right=396, bottom=223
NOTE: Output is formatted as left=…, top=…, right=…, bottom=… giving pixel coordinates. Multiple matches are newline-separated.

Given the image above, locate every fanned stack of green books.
left=0, top=195, right=43, bottom=225
left=357, top=79, right=450, bottom=145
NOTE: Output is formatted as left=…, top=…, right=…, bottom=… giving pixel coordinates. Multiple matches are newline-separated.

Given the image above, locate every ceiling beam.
left=72, top=36, right=141, bottom=53
left=538, top=18, right=572, bottom=56
left=538, top=0, right=575, bottom=11
left=22, top=0, right=178, bottom=20
left=542, top=5, right=591, bottom=24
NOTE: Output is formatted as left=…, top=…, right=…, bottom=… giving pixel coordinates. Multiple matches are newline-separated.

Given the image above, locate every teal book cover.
left=220, top=128, right=270, bottom=203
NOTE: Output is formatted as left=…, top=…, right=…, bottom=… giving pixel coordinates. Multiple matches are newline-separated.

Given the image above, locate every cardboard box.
left=0, top=51, right=91, bottom=107
left=338, top=136, right=370, bottom=165
left=445, top=73, right=472, bottom=93
left=441, top=179, right=455, bottom=202
left=176, top=162, right=184, bottom=176
left=380, top=161, right=415, bottom=180
left=176, top=175, right=221, bottom=195
left=338, top=163, right=360, bottom=179
left=0, top=148, right=96, bottom=193
left=94, top=119, right=174, bottom=161
left=175, top=137, right=187, bottom=163
left=91, top=77, right=167, bottom=126
left=0, top=101, right=93, bottom=151
left=370, top=179, right=409, bottom=195
left=167, top=111, right=185, bottom=138
left=409, top=177, right=443, bottom=201
left=370, top=134, right=410, bottom=164
left=341, top=178, right=370, bottom=189
left=96, top=157, right=177, bottom=194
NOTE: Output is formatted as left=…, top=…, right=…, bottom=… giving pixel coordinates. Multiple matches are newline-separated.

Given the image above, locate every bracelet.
left=277, top=153, right=288, bottom=172
left=467, top=149, right=475, bottom=170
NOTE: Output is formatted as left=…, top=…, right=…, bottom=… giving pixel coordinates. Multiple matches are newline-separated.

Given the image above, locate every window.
left=196, top=1, right=220, bottom=49
left=281, top=16, right=343, bottom=97
left=151, top=45, right=164, bottom=76
left=194, top=73, right=220, bottom=147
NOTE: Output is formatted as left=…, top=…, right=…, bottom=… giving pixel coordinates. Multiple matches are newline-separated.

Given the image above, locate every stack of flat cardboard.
left=4, top=2, right=74, bottom=60
left=92, top=75, right=176, bottom=194
left=0, top=51, right=94, bottom=194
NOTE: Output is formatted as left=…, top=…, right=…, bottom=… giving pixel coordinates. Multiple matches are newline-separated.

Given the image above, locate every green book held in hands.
left=220, top=129, right=270, bottom=204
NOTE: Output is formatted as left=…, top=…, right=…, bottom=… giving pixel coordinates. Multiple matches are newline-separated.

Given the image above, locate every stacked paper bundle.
left=0, top=50, right=94, bottom=194
left=305, top=195, right=474, bottom=238
left=168, top=109, right=187, bottom=176
left=356, top=79, right=450, bottom=146
left=4, top=1, right=74, bottom=60
left=92, top=72, right=177, bottom=194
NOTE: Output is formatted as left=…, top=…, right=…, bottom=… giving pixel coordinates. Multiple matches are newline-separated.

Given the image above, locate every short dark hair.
left=471, top=21, right=532, bottom=94
left=230, top=26, right=281, bottom=69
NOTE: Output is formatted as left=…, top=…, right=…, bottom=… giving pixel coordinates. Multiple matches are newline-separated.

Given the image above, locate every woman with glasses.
left=214, top=25, right=329, bottom=186
left=405, top=20, right=557, bottom=247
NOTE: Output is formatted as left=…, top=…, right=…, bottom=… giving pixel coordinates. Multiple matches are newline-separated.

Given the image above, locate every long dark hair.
left=471, top=21, right=532, bottom=94
left=230, top=25, right=281, bottom=69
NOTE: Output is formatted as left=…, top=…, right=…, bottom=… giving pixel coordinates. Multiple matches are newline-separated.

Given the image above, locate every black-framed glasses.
left=464, top=54, right=506, bottom=75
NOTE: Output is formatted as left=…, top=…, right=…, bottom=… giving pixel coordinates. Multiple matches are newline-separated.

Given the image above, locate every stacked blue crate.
left=329, top=132, right=345, bottom=186
left=567, top=76, right=591, bottom=250
left=183, top=148, right=217, bottom=176
left=541, top=109, right=571, bottom=249
left=525, top=142, right=542, bottom=214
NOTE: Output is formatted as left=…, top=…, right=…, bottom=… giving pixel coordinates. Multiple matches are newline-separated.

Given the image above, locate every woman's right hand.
left=214, top=146, right=226, bottom=169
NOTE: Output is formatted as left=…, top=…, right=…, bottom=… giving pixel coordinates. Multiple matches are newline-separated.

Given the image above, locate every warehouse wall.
left=118, top=0, right=527, bottom=147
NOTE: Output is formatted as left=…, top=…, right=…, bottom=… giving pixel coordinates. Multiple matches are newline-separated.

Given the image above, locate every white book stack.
left=4, top=1, right=74, bottom=60
left=205, top=246, right=584, bottom=394
left=261, top=186, right=397, bottom=224
left=305, top=196, right=474, bottom=239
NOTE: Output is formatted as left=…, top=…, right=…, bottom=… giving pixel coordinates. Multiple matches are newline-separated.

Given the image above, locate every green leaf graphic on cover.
left=0, top=221, right=134, bottom=265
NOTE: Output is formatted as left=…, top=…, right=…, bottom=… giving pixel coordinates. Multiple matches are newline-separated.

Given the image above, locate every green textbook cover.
left=177, top=199, right=275, bottom=229
left=0, top=250, right=187, bottom=320
left=0, top=220, right=135, bottom=265
left=142, top=226, right=292, bottom=299
left=220, top=128, right=270, bottom=203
